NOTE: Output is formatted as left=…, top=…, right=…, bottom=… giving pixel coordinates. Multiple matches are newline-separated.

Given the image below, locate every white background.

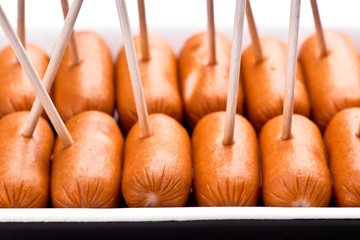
left=0, top=0, right=359, bottom=58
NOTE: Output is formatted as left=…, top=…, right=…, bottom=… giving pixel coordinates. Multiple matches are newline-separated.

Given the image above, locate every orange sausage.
left=179, top=32, right=243, bottom=129
left=241, top=37, right=310, bottom=131
left=299, top=30, right=360, bottom=132
left=260, top=114, right=331, bottom=207
left=192, top=111, right=260, bottom=206
left=53, top=31, right=114, bottom=123
left=0, top=44, right=49, bottom=118
left=324, top=107, right=360, bottom=207
left=116, top=35, right=183, bottom=133
left=122, top=114, right=192, bottom=207
left=51, top=111, right=123, bottom=208
left=0, top=111, right=54, bottom=207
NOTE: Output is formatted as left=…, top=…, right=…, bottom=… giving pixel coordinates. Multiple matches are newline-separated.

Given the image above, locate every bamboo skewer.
left=17, top=0, right=25, bottom=47
left=222, top=0, right=246, bottom=146
left=116, top=0, right=152, bottom=138
left=207, top=0, right=216, bottom=65
left=0, top=5, right=74, bottom=147
left=310, top=0, right=327, bottom=57
left=137, top=0, right=150, bottom=61
left=281, top=0, right=301, bottom=140
left=21, top=0, right=83, bottom=138
left=60, top=0, right=80, bottom=65
left=245, top=0, right=263, bottom=63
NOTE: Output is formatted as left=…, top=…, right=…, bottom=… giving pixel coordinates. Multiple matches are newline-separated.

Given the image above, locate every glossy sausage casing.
left=241, top=37, right=310, bottom=131
left=122, top=114, right=192, bottom=207
left=192, top=112, right=260, bottom=206
left=53, top=31, right=114, bottom=123
left=260, top=114, right=331, bottom=207
left=179, top=32, right=243, bottom=129
left=0, top=44, right=49, bottom=118
left=324, top=107, right=360, bottom=206
left=0, top=111, right=54, bottom=207
left=116, top=35, right=183, bottom=133
left=51, top=111, right=123, bottom=208
left=299, top=30, right=360, bottom=132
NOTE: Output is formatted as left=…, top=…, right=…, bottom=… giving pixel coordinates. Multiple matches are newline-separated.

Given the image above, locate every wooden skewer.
left=281, top=0, right=301, bottom=140
left=60, top=0, right=80, bottom=65
left=0, top=5, right=74, bottom=147
left=137, top=0, right=150, bottom=61
left=17, top=0, right=25, bottom=47
left=207, top=0, right=216, bottom=65
left=116, top=0, right=152, bottom=138
left=245, top=0, right=263, bottom=63
left=222, top=0, right=246, bottom=146
left=310, top=0, right=327, bottom=57
left=21, top=0, right=83, bottom=138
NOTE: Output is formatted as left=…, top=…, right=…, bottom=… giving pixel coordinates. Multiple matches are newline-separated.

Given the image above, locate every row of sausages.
left=0, top=28, right=359, bottom=208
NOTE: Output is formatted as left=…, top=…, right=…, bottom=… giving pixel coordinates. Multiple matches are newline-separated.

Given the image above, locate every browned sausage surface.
left=241, top=37, right=310, bottom=131
left=0, top=44, right=49, bottom=118
left=51, top=111, right=123, bottom=208
left=122, top=114, right=192, bottom=207
left=179, top=32, right=243, bottom=129
left=324, top=107, right=360, bottom=206
left=0, top=111, right=54, bottom=207
left=260, top=114, right=331, bottom=207
left=192, top=111, right=260, bottom=206
left=116, top=35, right=182, bottom=133
left=53, top=31, right=114, bottom=123
left=299, top=30, right=360, bottom=132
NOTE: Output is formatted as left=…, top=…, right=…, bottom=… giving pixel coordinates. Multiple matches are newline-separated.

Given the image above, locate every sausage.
left=192, top=111, right=260, bottom=206
left=179, top=32, right=243, bottom=129
left=299, top=30, right=360, bottom=132
left=324, top=107, right=360, bottom=206
left=122, top=114, right=192, bottom=207
left=0, top=44, right=49, bottom=118
left=259, top=114, right=331, bottom=207
left=0, top=111, right=54, bottom=207
left=241, top=37, right=310, bottom=131
left=52, top=31, right=114, bottom=123
left=51, top=111, right=123, bottom=208
left=116, top=35, right=183, bottom=133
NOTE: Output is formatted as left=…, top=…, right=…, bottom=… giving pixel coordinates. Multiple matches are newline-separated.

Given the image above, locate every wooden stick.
left=222, top=0, right=246, bottom=146
left=116, top=0, right=152, bottom=138
left=137, top=0, right=150, bottom=61
left=245, top=0, right=263, bottom=63
left=61, top=0, right=80, bottom=65
left=17, top=0, right=25, bottom=47
left=310, top=0, right=327, bottom=57
left=207, top=0, right=216, bottom=65
left=281, top=0, right=301, bottom=140
left=0, top=5, right=74, bottom=147
left=22, top=0, right=83, bottom=138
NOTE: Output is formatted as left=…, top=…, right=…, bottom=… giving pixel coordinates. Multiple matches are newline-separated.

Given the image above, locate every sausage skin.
left=179, top=32, right=243, bottom=129
left=241, top=37, right=310, bottom=131
left=192, top=111, right=260, bottom=206
left=116, top=35, right=183, bottom=133
left=122, top=114, right=192, bottom=207
left=0, top=111, right=54, bottom=207
left=0, top=44, right=49, bottom=118
left=53, top=31, right=114, bottom=123
left=324, top=107, right=360, bottom=206
left=51, top=111, right=123, bottom=208
left=299, top=30, right=360, bottom=132
left=260, top=114, right=331, bottom=207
